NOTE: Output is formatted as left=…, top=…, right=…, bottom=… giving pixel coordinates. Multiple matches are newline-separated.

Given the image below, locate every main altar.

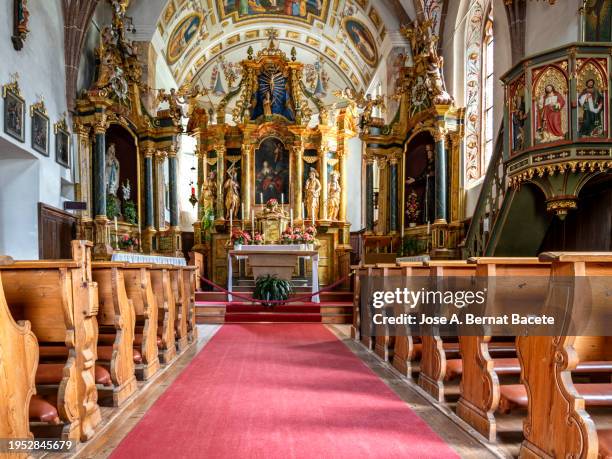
left=191, top=30, right=357, bottom=288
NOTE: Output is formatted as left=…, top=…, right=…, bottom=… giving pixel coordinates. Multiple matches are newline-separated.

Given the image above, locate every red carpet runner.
left=111, top=325, right=460, bottom=459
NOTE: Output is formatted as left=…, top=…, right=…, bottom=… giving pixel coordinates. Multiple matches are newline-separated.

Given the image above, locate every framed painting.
left=166, top=12, right=202, bottom=65
left=3, top=81, right=25, bottom=142
left=31, top=102, right=49, bottom=156
left=218, top=0, right=328, bottom=23
left=255, top=137, right=290, bottom=205
left=54, top=120, right=70, bottom=168
left=342, top=18, right=378, bottom=67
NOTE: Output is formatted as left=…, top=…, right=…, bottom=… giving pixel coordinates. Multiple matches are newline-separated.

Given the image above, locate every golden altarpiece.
left=73, top=1, right=184, bottom=259
left=190, top=34, right=357, bottom=287
left=345, top=20, right=466, bottom=259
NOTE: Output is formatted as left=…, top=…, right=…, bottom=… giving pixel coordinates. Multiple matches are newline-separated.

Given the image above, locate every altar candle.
left=251, top=209, right=255, bottom=237
left=290, top=209, right=293, bottom=227
left=241, top=204, right=245, bottom=230
left=260, top=192, right=263, bottom=204
left=311, top=202, right=315, bottom=225
left=301, top=202, right=305, bottom=221
left=427, top=221, right=431, bottom=235
left=114, top=216, right=118, bottom=247
left=281, top=193, right=284, bottom=206
left=229, top=212, right=233, bottom=231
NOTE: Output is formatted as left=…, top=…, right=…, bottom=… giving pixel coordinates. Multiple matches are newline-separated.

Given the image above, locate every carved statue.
left=327, top=170, right=341, bottom=221
left=333, top=88, right=385, bottom=133
left=304, top=167, right=321, bottom=220
left=224, top=166, right=240, bottom=220
left=105, top=143, right=120, bottom=197
left=121, top=179, right=131, bottom=201
left=200, top=170, right=217, bottom=212
left=401, top=19, right=453, bottom=106
left=12, top=0, right=30, bottom=50
left=263, top=91, right=273, bottom=117
left=406, top=144, right=435, bottom=223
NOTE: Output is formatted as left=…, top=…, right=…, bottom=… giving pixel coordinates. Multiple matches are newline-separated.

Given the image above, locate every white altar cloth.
left=228, top=245, right=319, bottom=303
left=111, top=252, right=187, bottom=266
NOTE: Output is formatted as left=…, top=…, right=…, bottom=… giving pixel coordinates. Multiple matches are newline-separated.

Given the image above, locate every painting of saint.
left=343, top=18, right=378, bottom=67
left=535, top=83, right=567, bottom=144
left=166, top=13, right=202, bottom=65
left=510, top=81, right=528, bottom=151
left=578, top=78, right=605, bottom=137
left=4, top=89, right=25, bottom=142
left=31, top=108, right=49, bottom=156
left=220, top=0, right=325, bottom=21
left=255, top=138, right=290, bottom=204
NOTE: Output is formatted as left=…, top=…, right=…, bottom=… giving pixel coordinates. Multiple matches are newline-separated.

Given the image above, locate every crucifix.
left=265, top=28, right=279, bottom=49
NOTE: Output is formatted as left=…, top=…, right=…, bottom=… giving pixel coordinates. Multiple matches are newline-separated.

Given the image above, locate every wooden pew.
left=0, top=268, right=39, bottom=454
left=418, top=261, right=476, bottom=403
left=171, top=267, right=189, bottom=351
left=516, top=253, right=612, bottom=459
left=121, top=264, right=161, bottom=380
left=0, top=241, right=101, bottom=441
left=188, top=251, right=203, bottom=292
left=182, top=266, right=198, bottom=343
left=392, top=262, right=430, bottom=378
left=91, top=262, right=138, bottom=407
left=373, top=263, right=407, bottom=362
left=359, top=265, right=379, bottom=350
left=350, top=264, right=364, bottom=341
left=454, top=258, right=551, bottom=441
left=149, top=265, right=177, bottom=364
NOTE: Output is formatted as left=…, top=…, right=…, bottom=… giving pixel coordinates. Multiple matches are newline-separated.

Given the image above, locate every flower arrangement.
left=265, top=198, right=278, bottom=210
left=231, top=228, right=251, bottom=246
left=252, top=232, right=264, bottom=245
left=118, top=234, right=139, bottom=251
left=281, top=226, right=316, bottom=244
left=406, top=190, right=420, bottom=226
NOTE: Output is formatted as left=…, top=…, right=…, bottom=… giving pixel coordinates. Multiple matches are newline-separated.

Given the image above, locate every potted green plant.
left=253, top=275, right=293, bottom=308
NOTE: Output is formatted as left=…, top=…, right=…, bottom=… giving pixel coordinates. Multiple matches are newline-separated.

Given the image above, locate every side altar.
left=189, top=30, right=357, bottom=289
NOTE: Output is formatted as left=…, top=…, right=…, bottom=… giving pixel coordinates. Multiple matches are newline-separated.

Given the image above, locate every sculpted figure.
left=200, top=170, right=217, bottom=212
left=105, top=143, right=120, bottom=196
left=224, top=167, right=241, bottom=220
left=304, top=168, right=321, bottom=220
left=327, top=170, right=341, bottom=220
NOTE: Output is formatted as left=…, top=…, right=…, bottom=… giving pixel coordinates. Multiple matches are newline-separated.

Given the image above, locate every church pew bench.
left=418, top=261, right=477, bottom=403
left=0, top=268, right=40, bottom=453
left=91, top=262, right=138, bottom=407
left=517, top=253, right=612, bottom=459
left=350, top=264, right=365, bottom=342
left=390, top=262, right=430, bottom=378
left=0, top=241, right=101, bottom=441
left=182, top=266, right=198, bottom=343
left=170, top=266, right=189, bottom=351
left=453, top=258, right=551, bottom=441
left=149, top=264, right=177, bottom=364
left=121, top=263, right=161, bottom=380
left=353, top=264, right=377, bottom=349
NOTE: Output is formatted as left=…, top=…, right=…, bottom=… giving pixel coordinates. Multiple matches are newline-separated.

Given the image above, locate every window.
left=481, top=16, right=494, bottom=168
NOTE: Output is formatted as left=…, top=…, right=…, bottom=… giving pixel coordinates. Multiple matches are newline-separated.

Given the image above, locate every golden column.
left=293, top=142, right=304, bottom=222
left=319, top=144, right=328, bottom=220
left=241, top=142, right=253, bottom=221
left=337, top=145, right=348, bottom=223
left=194, top=129, right=208, bottom=221
left=216, top=143, right=226, bottom=220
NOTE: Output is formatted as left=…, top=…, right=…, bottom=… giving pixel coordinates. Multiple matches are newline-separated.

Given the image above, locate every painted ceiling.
left=152, top=0, right=405, bottom=99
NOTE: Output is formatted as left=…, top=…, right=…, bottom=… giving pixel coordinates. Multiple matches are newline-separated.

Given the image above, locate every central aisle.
left=111, top=324, right=459, bottom=459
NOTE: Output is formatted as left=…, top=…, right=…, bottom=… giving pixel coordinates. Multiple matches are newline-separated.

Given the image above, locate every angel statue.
left=333, top=88, right=385, bottom=133
left=224, top=166, right=241, bottom=220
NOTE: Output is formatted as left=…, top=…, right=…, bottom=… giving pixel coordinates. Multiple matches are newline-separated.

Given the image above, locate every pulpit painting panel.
left=531, top=63, right=569, bottom=145
left=577, top=59, right=608, bottom=138
left=255, top=137, right=290, bottom=204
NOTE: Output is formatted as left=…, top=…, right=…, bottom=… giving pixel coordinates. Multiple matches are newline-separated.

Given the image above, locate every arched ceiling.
left=130, top=0, right=414, bottom=100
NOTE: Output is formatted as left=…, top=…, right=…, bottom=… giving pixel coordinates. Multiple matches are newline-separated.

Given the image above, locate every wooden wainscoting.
left=38, top=203, right=76, bottom=259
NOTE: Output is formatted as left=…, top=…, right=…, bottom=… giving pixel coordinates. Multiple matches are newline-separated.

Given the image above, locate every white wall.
left=0, top=1, right=71, bottom=259
left=346, top=136, right=363, bottom=231
left=525, top=0, right=580, bottom=56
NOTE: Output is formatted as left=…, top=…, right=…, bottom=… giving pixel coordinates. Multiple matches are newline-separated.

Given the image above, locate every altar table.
left=228, top=245, right=320, bottom=303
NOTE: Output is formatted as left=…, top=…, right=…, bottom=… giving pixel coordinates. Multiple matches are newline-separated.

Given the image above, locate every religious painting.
left=509, top=75, right=528, bottom=153
left=3, top=84, right=25, bottom=142
left=387, top=47, right=408, bottom=121
left=162, top=0, right=176, bottom=25
left=250, top=65, right=295, bottom=121
left=577, top=59, right=608, bottom=138
left=54, top=120, right=70, bottom=168
left=404, top=132, right=435, bottom=226
left=255, top=137, right=289, bottom=205
left=30, top=103, right=49, bottom=156
left=342, top=18, right=378, bottom=67
left=166, top=12, right=202, bottom=65
left=368, top=7, right=381, bottom=30
left=584, top=0, right=612, bottom=42
left=532, top=64, right=569, bottom=145
left=218, top=0, right=327, bottom=23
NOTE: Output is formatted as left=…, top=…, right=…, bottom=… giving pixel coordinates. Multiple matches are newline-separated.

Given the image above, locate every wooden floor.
left=48, top=325, right=510, bottom=459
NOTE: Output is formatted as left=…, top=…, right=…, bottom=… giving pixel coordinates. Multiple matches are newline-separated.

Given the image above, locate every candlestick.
left=229, top=212, right=233, bottom=231
left=260, top=192, right=263, bottom=204
left=427, top=221, right=431, bottom=235
left=114, top=216, right=118, bottom=249
left=251, top=209, right=255, bottom=238
left=241, top=203, right=245, bottom=230
left=301, top=202, right=305, bottom=221
left=281, top=193, right=284, bottom=206
left=312, top=202, right=315, bottom=225
left=290, top=209, right=293, bottom=227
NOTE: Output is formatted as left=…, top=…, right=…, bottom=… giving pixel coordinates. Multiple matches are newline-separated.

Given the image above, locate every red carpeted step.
left=225, top=304, right=322, bottom=314
left=225, top=313, right=322, bottom=323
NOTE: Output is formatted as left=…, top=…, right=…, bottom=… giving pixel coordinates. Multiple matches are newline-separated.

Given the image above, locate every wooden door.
left=38, top=203, right=76, bottom=259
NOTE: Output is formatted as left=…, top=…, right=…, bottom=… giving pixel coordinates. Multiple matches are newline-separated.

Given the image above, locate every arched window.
left=481, top=16, right=494, bottom=168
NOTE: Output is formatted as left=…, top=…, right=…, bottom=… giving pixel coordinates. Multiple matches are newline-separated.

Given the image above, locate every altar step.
left=195, top=290, right=353, bottom=303
left=195, top=294, right=353, bottom=324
